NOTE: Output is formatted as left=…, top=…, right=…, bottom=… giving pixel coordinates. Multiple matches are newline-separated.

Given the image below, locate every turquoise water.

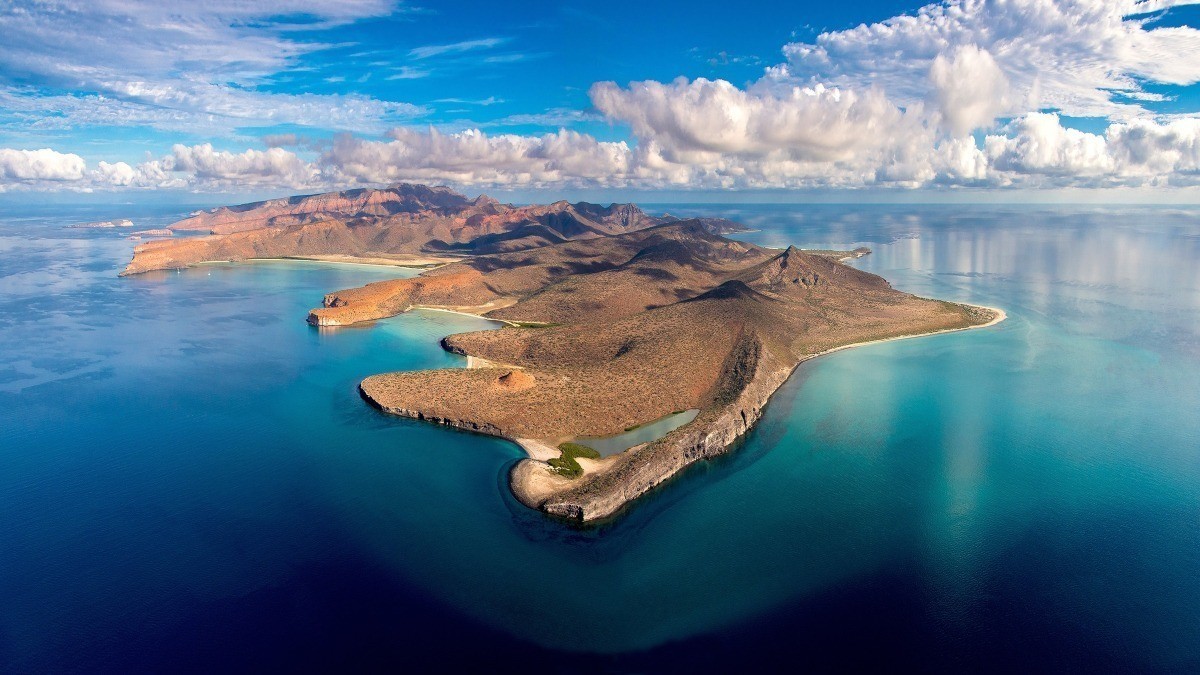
left=576, top=409, right=700, bottom=456
left=1, top=203, right=1198, bottom=671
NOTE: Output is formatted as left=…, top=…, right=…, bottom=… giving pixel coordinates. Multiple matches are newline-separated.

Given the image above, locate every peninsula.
left=124, top=185, right=1002, bottom=522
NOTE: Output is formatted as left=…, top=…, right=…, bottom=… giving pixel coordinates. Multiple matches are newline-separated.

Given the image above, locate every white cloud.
left=776, top=0, right=1200, bottom=122
left=320, top=127, right=633, bottom=187
left=7, top=112, right=1200, bottom=193
left=986, top=113, right=1114, bottom=179
left=0, top=1, right=420, bottom=134
left=0, top=148, right=86, bottom=183
left=934, top=137, right=989, bottom=182
left=167, top=144, right=318, bottom=188
left=929, top=44, right=1009, bottom=136
left=981, top=113, right=1200, bottom=187
left=1, top=143, right=313, bottom=192
left=91, top=161, right=137, bottom=187
left=5, top=0, right=1200, bottom=193
left=409, top=38, right=507, bottom=59
left=1107, top=118, right=1200, bottom=177
left=385, top=67, right=431, bottom=81
left=590, top=77, right=925, bottom=163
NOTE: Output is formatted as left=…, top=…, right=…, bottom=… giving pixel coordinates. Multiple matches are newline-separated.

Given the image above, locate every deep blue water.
left=1, top=202, right=1198, bottom=673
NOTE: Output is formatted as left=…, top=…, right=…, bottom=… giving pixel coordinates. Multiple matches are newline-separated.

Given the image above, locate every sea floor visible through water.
left=1, top=202, right=1198, bottom=672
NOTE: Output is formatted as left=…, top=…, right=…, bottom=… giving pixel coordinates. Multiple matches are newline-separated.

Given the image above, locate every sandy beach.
left=801, top=303, right=1007, bottom=364
left=247, top=254, right=461, bottom=268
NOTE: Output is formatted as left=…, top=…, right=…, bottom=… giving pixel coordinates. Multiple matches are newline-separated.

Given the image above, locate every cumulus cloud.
left=985, top=113, right=1114, bottom=180
left=320, top=127, right=633, bottom=187
left=0, top=144, right=316, bottom=192
left=929, top=44, right=1009, bottom=137
left=776, top=0, right=1200, bottom=123
left=590, top=77, right=922, bottom=163
left=91, top=161, right=138, bottom=187
left=934, top=137, right=989, bottom=182
left=7, top=112, right=1200, bottom=193
left=167, top=144, right=318, bottom=189
left=982, top=113, right=1200, bottom=186
left=0, top=148, right=86, bottom=184
left=5, top=0, right=1200, bottom=193
left=1107, top=118, right=1200, bottom=178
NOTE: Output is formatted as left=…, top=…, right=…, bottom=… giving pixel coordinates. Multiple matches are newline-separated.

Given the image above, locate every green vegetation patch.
left=549, top=442, right=601, bottom=478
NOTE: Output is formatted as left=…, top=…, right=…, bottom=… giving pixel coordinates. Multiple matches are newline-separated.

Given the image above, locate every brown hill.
left=121, top=184, right=738, bottom=276
left=170, top=183, right=480, bottom=234
left=337, top=222, right=1002, bottom=522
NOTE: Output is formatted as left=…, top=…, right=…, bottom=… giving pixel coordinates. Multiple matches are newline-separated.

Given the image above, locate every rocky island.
left=124, top=184, right=1003, bottom=522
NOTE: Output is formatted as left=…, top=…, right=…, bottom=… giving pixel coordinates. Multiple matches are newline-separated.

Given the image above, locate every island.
left=120, top=183, right=737, bottom=276
left=124, top=184, right=1004, bottom=522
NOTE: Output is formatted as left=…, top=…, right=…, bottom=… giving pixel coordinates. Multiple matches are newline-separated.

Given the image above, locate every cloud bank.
left=4, top=0, right=1200, bottom=193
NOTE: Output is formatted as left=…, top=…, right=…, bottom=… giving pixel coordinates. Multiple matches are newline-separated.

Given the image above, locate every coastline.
left=800, top=303, right=1007, bottom=364
left=515, top=301, right=1008, bottom=522
left=246, top=254, right=457, bottom=269
left=410, top=305, right=519, bottom=327
left=359, top=299, right=1007, bottom=522
left=510, top=302, right=1006, bottom=461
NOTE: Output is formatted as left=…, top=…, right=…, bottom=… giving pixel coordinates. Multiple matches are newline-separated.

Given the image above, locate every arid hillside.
left=121, top=184, right=737, bottom=275
left=336, top=222, right=999, bottom=521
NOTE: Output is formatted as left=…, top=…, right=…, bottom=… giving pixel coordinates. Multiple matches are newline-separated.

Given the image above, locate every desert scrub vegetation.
left=548, top=442, right=600, bottom=478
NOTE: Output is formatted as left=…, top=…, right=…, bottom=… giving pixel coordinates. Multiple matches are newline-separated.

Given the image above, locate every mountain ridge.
left=122, top=183, right=744, bottom=275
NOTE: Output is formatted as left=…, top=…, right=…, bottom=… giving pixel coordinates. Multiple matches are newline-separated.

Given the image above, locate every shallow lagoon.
left=576, top=409, right=700, bottom=457
left=1, top=203, right=1198, bottom=671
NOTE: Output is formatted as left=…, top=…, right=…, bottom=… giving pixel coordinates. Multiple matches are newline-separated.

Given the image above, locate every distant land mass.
left=123, top=184, right=1002, bottom=522
left=69, top=219, right=134, bottom=229
left=121, top=183, right=743, bottom=276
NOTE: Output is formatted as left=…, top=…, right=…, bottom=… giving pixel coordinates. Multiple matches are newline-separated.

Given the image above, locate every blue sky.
left=2, top=0, right=1200, bottom=200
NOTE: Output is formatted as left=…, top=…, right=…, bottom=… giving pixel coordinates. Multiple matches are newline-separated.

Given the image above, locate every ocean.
left=1, top=202, right=1197, bottom=672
